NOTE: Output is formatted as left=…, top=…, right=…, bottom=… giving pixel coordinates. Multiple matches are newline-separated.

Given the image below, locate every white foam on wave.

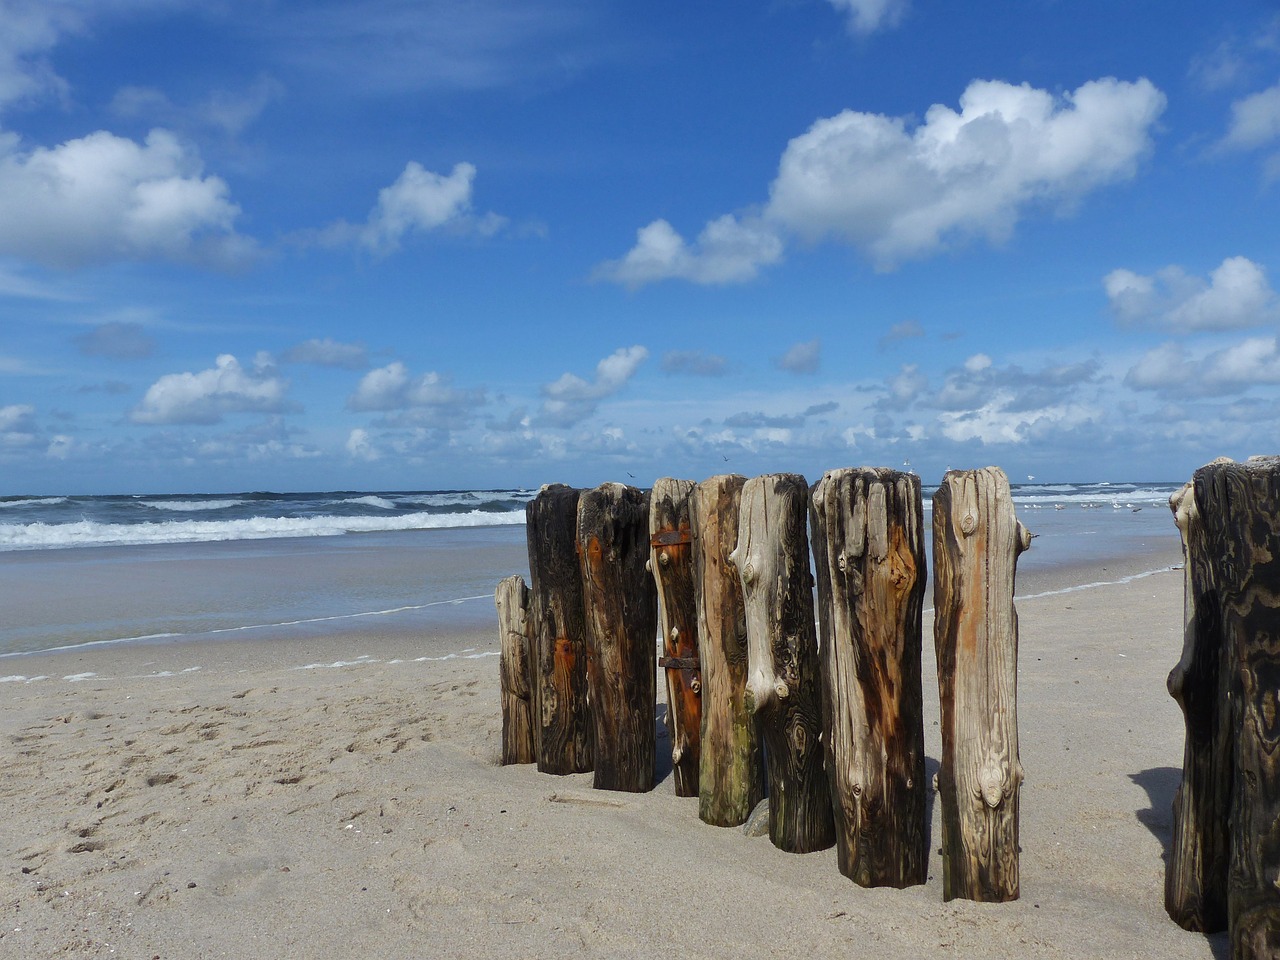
left=0, top=509, right=525, bottom=551
left=0, top=497, right=68, bottom=508
left=143, top=499, right=247, bottom=512
left=342, top=495, right=396, bottom=510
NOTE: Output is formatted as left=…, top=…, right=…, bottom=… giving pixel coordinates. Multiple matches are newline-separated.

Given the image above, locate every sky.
left=2, top=0, right=1280, bottom=494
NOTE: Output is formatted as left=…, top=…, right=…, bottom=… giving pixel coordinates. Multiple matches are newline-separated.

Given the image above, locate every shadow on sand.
left=1130, top=766, right=1229, bottom=960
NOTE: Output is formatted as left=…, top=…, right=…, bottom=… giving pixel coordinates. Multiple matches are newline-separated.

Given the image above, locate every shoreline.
left=0, top=546, right=1220, bottom=959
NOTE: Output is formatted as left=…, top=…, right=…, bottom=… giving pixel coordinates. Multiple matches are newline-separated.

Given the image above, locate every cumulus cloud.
left=592, top=216, right=783, bottom=287
left=0, top=128, right=252, bottom=269
left=1220, top=80, right=1280, bottom=152
left=347, top=361, right=485, bottom=428
left=73, top=321, right=155, bottom=360
left=322, top=161, right=505, bottom=254
left=1105, top=256, right=1279, bottom=331
left=346, top=427, right=379, bottom=461
left=768, top=77, right=1165, bottom=269
left=1126, top=337, right=1280, bottom=396
left=662, top=350, right=729, bottom=377
left=598, top=77, right=1165, bottom=284
left=131, top=354, right=289, bottom=425
left=282, top=337, right=369, bottom=369
left=777, top=339, right=821, bottom=374
left=826, top=0, right=908, bottom=35
left=539, top=345, right=648, bottom=426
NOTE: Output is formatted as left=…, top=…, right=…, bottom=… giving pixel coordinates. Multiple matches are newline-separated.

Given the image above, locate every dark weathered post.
left=933, top=466, right=1029, bottom=902
left=578, top=483, right=658, bottom=793
left=692, top=474, right=763, bottom=827
left=810, top=467, right=927, bottom=888
left=526, top=484, right=593, bottom=775
left=649, top=477, right=702, bottom=798
left=1195, top=456, right=1280, bottom=956
left=730, top=473, right=834, bottom=854
left=496, top=574, right=536, bottom=765
left=1165, top=473, right=1231, bottom=933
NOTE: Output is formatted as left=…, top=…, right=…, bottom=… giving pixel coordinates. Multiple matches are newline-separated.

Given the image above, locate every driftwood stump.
left=578, top=483, right=658, bottom=793
left=496, top=575, right=536, bottom=766
left=650, top=477, right=702, bottom=798
left=933, top=467, right=1029, bottom=902
left=731, top=473, right=835, bottom=854
left=1165, top=473, right=1231, bottom=932
left=1195, top=456, right=1280, bottom=956
left=526, top=484, right=593, bottom=775
left=810, top=467, right=927, bottom=888
left=692, top=474, right=763, bottom=827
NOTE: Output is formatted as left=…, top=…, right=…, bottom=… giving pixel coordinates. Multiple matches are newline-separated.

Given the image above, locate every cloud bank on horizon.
left=1, top=0, right=1279, bottom=493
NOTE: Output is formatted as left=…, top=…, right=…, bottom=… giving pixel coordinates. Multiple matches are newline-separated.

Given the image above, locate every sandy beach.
left=0, top=541, right=1225, bottom=959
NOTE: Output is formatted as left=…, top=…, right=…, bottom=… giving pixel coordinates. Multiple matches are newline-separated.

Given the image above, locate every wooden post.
left=730, top=473, right=835, bottom=854
left=692, top=474, right=764, bottom=827
left=577, top=483, right=659, bottom=793
left=810, top=467, right=927, bottom=888
left=1194, top=456, right=1280, bottom=956
left=526, top=484, right=593, bottom=775
left=1165, top=474, right=1231, bottom=932
left=496, top=575, right=536, bottom=765
left=650, top=477, right=702, bottom=798
left=932, top=467, right=1029, bottom=902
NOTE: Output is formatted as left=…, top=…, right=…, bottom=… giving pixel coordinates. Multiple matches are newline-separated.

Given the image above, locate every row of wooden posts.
left=497, top=466, right=1029, bottom=903
left=1165, top=455, right=1280, bottom=959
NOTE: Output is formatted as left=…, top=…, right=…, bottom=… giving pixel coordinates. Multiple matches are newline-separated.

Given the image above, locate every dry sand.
left=1, top=552, right=1226, bottom=959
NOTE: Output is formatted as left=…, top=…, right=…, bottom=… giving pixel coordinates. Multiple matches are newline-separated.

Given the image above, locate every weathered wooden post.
left=1195, top=456, right=1280, bottom=956
left=933, top=466, right=1029, bottom=902
left=496, top=574, right=536, bottom=765
left=578, top=483, right=659, bottom=793
left=810, top=467, right=927, bottom=888
left=649, top=477, right=702, bottom=798
left=692, top=474, right=764, bottom=827
left=526, top=484, right=593, bottom=775
left=1165, top=472, right=1231, bottom=932
left=731, top=473, right=835, bottom=853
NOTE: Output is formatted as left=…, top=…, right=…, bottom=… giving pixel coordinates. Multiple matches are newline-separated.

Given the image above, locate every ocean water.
left=0, top=482, right=1185, bottom=659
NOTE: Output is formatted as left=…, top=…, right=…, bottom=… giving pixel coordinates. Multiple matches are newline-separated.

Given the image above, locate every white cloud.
left=132, top=354, right=289, bottom=425
left=598, top=77, right=1165, bottom=284
left=283, top=337, right=369, bottom=369
left=0, top=128, right=252, bottom=269
left=322, top=161, right=505, bottom=254
left=936, top=394, right=1099, bottom=444
left=1126, top=337, right=1280, bottom=395
left=348, top=361, right=485, bottom=428
left=826, top=0, right=908, bottom=36
left=776, top=339, right=821, bottom=374
left=592, top=216, right=783, bottom=287
left=0, top=404, right=37, bottom=447
left=768, top=77, right=1165, bottom=269
left=1220, top=80, right=1280, bottom=151
left=1105, top=256, right=1279, bottom=331
left=345, top=427, right=380, bottom=461
left=539, top=345, right=648, bottom=426
left=0, top=2, right=79, bottom=111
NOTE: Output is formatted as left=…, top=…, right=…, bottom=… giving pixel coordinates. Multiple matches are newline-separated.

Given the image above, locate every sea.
left=0, top=482, right=1186, bottom=659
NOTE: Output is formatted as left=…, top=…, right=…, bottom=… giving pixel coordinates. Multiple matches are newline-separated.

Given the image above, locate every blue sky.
left=2, top=0, right=1279, bottom=494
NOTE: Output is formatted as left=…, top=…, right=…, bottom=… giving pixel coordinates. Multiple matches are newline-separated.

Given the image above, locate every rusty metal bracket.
left=658, top=655, right=700, bottom=671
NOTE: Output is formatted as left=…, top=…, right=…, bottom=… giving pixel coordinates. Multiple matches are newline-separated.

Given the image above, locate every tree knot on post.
left=960, top=513, right=978, bottom=536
